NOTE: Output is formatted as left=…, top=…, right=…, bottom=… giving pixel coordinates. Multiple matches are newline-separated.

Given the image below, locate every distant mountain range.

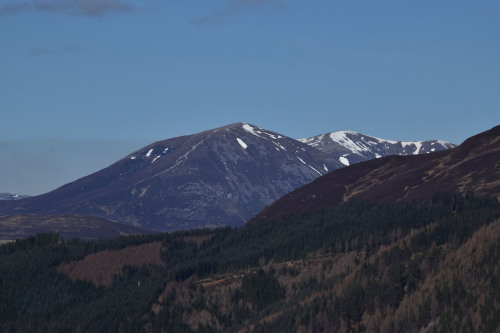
left=0, top=123, right=455, bottom=235
left=300, top=130, right=455, bottom=166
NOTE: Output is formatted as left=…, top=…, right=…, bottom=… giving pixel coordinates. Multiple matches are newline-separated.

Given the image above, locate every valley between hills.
left=1, top=124, right=499, bottom=332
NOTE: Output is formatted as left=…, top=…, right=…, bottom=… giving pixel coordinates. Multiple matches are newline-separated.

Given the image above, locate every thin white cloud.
left=0, top=0, right=133, bottom=17
left=192, top=0, right=287, bottom=28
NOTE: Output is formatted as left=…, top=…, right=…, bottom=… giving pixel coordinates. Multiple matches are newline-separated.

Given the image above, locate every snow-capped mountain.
left=0, top=123, right=342, bottom=231
left=0, top=123, right=457, bottom=235
left=300, top=131, right=456, bottom=166
left=0, top=193, right=30, bottom=200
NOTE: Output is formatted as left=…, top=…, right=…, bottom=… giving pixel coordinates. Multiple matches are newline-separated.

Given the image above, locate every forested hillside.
left=1, top=193, right=499, bottom=332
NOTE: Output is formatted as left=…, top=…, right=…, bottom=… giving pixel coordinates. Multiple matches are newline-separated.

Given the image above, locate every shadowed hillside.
left=1, top=192, right=499, bottom=332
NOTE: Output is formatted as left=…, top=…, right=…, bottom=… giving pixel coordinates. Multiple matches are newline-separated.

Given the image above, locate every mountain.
left=299, top=130, right=456, bottom=166
left=0, top=123, right=456, bottom=235
left=0, top=193, right=30, bottom=200
left=256, top=125, right=500, bottom=221
left=0, top=123, right=342, bottom=231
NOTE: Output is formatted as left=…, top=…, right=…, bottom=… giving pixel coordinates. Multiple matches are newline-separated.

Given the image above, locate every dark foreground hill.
left=1, top=192, right=499, bottom=332
left=256, top=124, right=500, bottom=221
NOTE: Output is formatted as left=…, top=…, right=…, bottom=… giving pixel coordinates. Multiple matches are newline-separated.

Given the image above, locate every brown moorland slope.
left=58, top=241, right=163, bottom=286
left=255, top=125, right=500, bottom=221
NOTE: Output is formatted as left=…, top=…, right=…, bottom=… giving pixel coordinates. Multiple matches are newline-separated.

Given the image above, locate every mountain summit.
left=0, top=123, right=341, bottom=231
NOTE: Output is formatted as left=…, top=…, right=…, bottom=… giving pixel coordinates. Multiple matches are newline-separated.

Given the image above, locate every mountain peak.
left=0, top=123, right=340, bottom=231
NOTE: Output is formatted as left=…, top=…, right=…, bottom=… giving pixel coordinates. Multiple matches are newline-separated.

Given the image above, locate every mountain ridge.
left=300, top=130, right=455, bottom=166
left=0, top=122, right=457, bottom=234
left=255, top=124, right=500, bottom=221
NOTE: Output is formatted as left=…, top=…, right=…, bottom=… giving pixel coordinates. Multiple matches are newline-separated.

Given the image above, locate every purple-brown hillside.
left=254, top=125, right=500, bottom=221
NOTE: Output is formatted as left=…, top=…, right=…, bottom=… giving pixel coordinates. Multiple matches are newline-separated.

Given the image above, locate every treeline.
left=169, top=192, right=500, bottom=279
left=0, top=192, right=499, bottom=332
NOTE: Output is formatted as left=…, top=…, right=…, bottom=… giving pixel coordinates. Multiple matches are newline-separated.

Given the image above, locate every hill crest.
left=256, top=125, right=500, bottom=221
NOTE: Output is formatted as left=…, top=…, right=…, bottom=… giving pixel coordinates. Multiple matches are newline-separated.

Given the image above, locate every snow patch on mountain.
left=242, top=123, right=265, bottom=138
left=329, top=131, right=371, bottom=154
left=297, top=157, right=306, bottom=164
left=237, top=138, right=247, bottom=149
left=339, top=156, right=350, bottom=166
left=300, top=130, right=456, bottom=167
left=273, top=141, right=287, bottom=151
left=308, top=165, right=323, bottom=176
left=242, top=123, right=284, bottom=141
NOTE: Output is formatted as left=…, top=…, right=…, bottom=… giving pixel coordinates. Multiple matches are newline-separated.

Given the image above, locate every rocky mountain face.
left=0, top=123, right=342, bottom=231
left=256, top=125, right=500, bottom=221
left=300, top=130, right=456, bottom=166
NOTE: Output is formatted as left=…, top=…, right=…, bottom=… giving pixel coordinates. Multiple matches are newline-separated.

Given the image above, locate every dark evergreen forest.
left=1, top=192, right=499, bottom=332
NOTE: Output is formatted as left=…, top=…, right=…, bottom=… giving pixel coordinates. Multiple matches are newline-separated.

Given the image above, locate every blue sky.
left=1, top=0, right=499, bottom=195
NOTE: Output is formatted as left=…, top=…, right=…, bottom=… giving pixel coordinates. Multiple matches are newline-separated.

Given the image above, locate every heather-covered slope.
left=256, top=125, right=500, bottom=221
